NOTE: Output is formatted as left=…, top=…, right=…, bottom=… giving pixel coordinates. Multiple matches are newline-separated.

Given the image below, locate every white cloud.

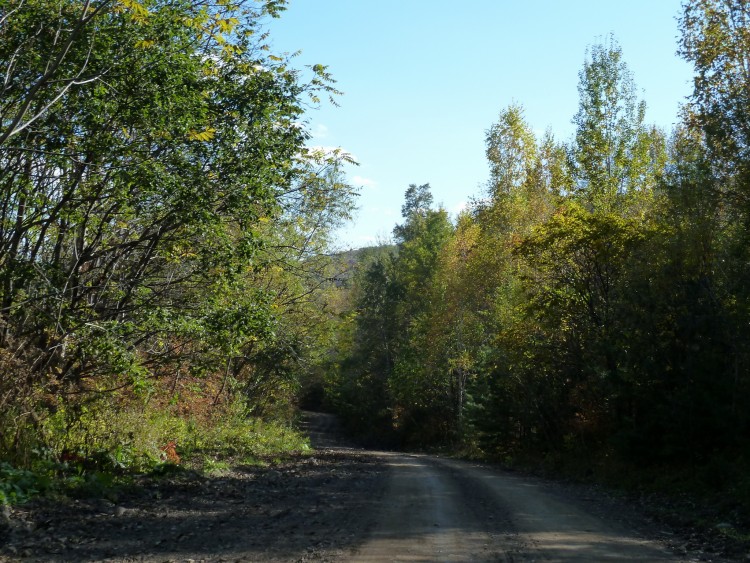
left=310, top=123, right=329, bottom=139
left=352, top=175, right=377, bottom=188
left=451, top=200, right=468, bottom=214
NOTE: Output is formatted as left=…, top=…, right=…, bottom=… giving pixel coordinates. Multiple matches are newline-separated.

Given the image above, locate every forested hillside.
left=322, top=1, right=750, bottom=500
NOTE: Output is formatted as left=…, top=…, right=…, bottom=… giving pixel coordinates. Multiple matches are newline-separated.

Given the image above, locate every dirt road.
left=353, top=452, right=679, bottom=561
left=303, top=411, right=690, bottom=562
left=0, top=412, right=729, bottom=561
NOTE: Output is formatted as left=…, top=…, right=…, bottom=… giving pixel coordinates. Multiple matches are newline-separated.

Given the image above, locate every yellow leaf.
left=187, top=127, right=217, bottom=142
left=217, top=17, right=239, bottom=33
left=117, top=0, right=150, bottom=20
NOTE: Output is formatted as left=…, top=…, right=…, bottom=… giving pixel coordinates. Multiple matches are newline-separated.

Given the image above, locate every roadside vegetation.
left=1, top=396, right=309, bottom=506
left=316, top=1, right=750, bottom=549
left=0, top=0, right=346, bottom=504
left=1, top=0, right=749, bottom=556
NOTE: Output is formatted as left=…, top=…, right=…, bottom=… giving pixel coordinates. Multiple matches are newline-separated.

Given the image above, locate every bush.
left=0, top=463, right=50, bottom=505
left=34, top=395, right=309, bottom=474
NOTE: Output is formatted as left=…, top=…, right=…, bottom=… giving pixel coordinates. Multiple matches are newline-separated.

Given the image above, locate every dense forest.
left=316, top=1, right=750, bottom=496
left=0, top=0, right=748, bottom=510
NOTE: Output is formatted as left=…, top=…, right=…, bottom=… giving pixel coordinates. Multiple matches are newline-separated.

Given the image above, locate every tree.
left=0, top=0, right=356, bottom=460
left=324, top=247, right=401, bottom=442
left=680, top=0, right=750, bottom=207
left=327, top=184, right=456, bottom=445
left=674, top=0, right=750, bottom=463
left=486, top=104, right=537, bottom=198
left=571, top=36, right=656, bottom=211
left=393, top=182, right=434, bottom=242
left=387, top=184, right=454, bottom=442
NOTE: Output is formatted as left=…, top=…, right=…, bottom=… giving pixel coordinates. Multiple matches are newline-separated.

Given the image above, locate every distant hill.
left=327, top=244, right=396, bottom=287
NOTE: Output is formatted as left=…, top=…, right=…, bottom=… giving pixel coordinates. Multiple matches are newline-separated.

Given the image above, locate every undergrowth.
left=0, top=397, right=309, bottom=506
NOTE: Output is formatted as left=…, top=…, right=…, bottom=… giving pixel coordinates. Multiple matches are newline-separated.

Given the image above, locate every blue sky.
left=268, top=1, right=695, bottom=249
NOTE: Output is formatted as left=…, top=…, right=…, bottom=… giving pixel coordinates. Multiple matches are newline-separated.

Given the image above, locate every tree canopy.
left=0, top=0, right=356, bottom=464
left=323, top=3, right=750, bottom=503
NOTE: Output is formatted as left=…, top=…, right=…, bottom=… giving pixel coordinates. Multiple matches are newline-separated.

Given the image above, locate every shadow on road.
left=1, top=450, right=386, bottom=562
left=299, top=410, right=358, bottom=450
left=1, top=412, right=688, bottom=562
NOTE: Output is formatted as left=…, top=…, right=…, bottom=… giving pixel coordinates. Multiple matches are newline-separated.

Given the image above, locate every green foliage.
left=326, top=249, right=400, bottom=441
left=0, top=393, right=308, bottom=505
left=680, top=0, right=750, bottom=195
left=0, top=0, right=355, bottom=467
left=0, top=462, right=50, bottom=505
left=326, top=21, right=750, bottom=504
left=323, top=185, right=458, bottom=444
left=486, top=104, right=538, bottom=196
left=571, top=35, right=660, bottom=211
left=36, top=394, right=308, bottom=471
left=189, top=401, right=310, bottom=458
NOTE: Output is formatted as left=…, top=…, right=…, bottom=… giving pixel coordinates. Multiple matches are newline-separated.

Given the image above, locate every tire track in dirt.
left=351, top=452, right=687, bottom=562
left=351, top=452, right=507, bottom=562
left=303, top=410, right=693, bottom=562
left=0, top=412, right=716, bottom=561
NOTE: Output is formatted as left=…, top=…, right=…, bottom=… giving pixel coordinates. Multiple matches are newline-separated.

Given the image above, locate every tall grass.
left=0, top=395, right=309, bottom=505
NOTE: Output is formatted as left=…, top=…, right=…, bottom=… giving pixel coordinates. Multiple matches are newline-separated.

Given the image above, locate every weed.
left=0, top=463, right=50, bottom=505
left=202, top=458, right=231, bottom=474
left=1, top=393, right=310, bottom=500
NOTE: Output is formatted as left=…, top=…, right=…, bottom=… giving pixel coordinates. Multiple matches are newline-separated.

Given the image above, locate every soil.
left=0, top=412, right=747, bottom=562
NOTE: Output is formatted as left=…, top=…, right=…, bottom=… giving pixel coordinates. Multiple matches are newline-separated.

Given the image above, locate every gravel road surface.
left=0, top=412, right=734, bottom=561
left=352, top=452, right=679, bottom=562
